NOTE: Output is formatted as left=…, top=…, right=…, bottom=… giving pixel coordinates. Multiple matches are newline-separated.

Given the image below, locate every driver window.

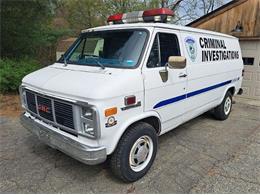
left=147, top=32, right=180, bottom=68
left=147, top=34, right=160, bottom=68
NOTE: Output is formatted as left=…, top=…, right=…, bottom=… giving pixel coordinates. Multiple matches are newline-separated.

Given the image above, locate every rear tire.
left=214, top=91, right=233, bottom=120
left=110, top=122, right=158, bottom=182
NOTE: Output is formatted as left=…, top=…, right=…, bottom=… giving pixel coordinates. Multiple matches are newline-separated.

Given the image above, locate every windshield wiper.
left=85, top=54, right=99, bottom=58
left=95, top=59, right=105, bottom=69
left=61, top=54, right=68, bottom=67
left=86, top=55, right=105, bottom=69
left=97, top=60, right=106, bottom=70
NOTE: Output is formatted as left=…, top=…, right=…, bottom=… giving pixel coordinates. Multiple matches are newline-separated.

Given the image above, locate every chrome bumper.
left=20, top=114, right=107, bottom=165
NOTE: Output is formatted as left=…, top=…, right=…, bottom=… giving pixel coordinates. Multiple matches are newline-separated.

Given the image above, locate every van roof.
left=82, top=23, right=236, bottom=39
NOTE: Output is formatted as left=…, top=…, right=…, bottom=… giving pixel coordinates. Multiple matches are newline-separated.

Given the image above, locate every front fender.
left=103, top=111, right=161, bottom=155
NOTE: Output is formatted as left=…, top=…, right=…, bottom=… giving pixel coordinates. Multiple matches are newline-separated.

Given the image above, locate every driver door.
left=142, top=29, right=188, bottom=133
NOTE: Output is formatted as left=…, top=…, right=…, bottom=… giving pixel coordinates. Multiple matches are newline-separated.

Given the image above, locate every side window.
left=159, top=33, right=180, bottom=65
left=147, top=32, right=180, bottom=68
left=147, top=35, right=160, bottom=68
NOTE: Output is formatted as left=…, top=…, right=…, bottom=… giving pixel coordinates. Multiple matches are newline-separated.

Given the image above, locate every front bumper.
left=20, top=113, right=107, bottom=165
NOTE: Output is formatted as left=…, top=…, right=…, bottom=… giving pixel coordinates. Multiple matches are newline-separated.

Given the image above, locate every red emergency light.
left=107, top=13, right=124, bottom=24
left=107, top=8, right=174, bottom=25
left=143, top=8, right=174, bottom=17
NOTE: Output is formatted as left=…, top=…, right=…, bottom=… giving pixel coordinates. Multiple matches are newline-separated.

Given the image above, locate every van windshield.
left=59, top=29, right=148, bottom=68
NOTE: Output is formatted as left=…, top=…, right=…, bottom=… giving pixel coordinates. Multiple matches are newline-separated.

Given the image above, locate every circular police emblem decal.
left=185, top=37, right=197, bottom=62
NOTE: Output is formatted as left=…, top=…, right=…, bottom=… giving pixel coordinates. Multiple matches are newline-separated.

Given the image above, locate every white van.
left=20, top=8, right=243, bottom=182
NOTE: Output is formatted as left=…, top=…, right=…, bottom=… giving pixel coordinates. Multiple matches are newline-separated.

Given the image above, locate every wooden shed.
left=188, top=0, right=260, bottom=100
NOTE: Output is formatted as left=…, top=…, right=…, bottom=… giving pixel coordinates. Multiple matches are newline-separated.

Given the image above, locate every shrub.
left=0, top=58, right=41, bottom=93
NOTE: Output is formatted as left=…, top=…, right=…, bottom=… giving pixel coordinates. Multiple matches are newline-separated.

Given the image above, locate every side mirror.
left=168, top=56, right=186, bottom=69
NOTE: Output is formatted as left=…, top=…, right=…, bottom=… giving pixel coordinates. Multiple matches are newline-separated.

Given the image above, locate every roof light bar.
left=107, top=8, right=174, bottom=25
left=143, top=8, right=174, bottom=17
left=107, top=13, right=124, bottom=25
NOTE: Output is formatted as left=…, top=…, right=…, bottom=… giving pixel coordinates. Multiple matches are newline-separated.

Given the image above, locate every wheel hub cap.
left=224, top=97, right=231, bottom=115
left=129, top=135, right=153, bottom=172
left=136, top=144, right=149, bottom=163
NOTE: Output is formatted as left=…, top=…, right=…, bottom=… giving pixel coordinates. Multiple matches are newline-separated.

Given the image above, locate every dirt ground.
left=0, top=95, right=260, bottom=193
left=0, top=94, right=22, bottom=117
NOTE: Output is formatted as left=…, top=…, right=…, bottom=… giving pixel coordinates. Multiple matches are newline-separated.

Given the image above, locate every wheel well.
left=129, top=116, right=161, bottom=135
left=227, top=87, right=235, bottom=96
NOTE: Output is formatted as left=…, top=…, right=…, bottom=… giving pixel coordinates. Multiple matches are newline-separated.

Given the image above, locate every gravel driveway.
left=0, top=102, right=260, bottom=193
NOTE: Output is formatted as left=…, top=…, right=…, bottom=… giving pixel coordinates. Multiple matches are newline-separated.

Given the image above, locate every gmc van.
left=20, top=8, right=243, bottom=182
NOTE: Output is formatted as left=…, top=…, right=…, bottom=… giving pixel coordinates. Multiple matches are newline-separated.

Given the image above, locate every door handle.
left=179, top=73, right=187, bottom=78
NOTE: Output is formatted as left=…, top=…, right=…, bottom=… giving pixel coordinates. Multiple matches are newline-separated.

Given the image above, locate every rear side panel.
left=180, top=31, right=243, bottom=119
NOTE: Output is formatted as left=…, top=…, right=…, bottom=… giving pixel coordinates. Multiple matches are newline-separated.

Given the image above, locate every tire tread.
left=110, top=122, right=157, bottom=182
left=214, top=91, right=232, bottom=120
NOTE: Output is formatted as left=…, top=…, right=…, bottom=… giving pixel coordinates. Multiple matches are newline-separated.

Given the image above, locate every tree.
left=63, top=0, right=105, bottom=32
left=0, top=0, right=68, bottom=59
left=0, top=0, right=227, bottom=61
left=103, top=0, right=151, bottom=14
left=63, top=0, right=163, bottom=33
left=172, top=0, right=226, bottom=24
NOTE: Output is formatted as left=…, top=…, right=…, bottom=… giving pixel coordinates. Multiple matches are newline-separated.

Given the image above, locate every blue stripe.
left=153, top=94, right=186, bottom=109
left=153, top=80, right=232, bottom=109
left=187, top=80, right=232, bottom=98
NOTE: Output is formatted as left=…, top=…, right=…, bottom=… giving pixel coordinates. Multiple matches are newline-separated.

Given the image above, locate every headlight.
left=82, top=122, right=94, bottom=136
left=19, top=86, right=27, bottom=109
left=80, top=106, right=98, bottom=138
left=82, top=107, right=93, bottom=120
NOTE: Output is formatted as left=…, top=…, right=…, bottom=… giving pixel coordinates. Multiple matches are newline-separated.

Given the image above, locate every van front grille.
left=26, top=91, right=37, bottom=114
left=54, top=100, right=74, bottom=129
left=37, top=95, right=54, bottom=121
left=25, top=90, right=75, bottom=131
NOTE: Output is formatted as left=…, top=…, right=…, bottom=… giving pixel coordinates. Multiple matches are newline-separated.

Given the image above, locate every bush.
left=0, top=58, right=41, bottom=93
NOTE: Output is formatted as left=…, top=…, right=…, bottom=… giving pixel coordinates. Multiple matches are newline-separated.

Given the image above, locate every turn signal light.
left=105, top=107, right=117, bottom=117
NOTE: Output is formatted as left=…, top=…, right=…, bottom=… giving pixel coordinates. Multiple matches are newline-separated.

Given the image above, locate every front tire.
left=214, top=91, right=233, bottom=120
left=110, top=122, right=158, bottom=182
